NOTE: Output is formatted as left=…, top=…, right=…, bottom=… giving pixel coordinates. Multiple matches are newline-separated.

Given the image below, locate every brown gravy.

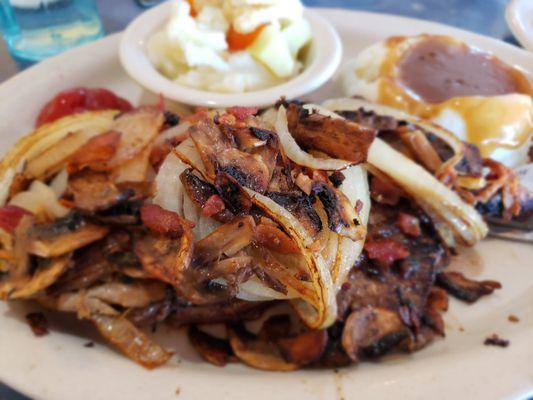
left=397, top=37, right=531, bottom=103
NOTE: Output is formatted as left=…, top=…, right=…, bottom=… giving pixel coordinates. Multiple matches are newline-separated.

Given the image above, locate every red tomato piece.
left=0, top=205, right=32, bottom=234
left=36, top=87, right=133, bottom=127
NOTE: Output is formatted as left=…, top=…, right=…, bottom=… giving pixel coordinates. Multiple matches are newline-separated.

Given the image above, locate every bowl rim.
left=119, top=2, right=342, bottom=108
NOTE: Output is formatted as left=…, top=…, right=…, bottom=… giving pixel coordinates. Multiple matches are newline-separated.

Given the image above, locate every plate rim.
left=0, top=7, right=532, bottom=400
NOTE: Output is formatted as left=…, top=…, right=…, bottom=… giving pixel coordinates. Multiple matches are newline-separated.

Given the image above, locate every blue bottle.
left=0, top=0, right=104, bottom=63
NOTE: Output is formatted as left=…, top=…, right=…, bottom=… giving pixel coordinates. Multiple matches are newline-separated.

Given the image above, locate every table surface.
left=0, top=0, right=526, bottom=399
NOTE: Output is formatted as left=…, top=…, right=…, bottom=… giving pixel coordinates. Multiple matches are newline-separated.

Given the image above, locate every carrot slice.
left=227, top=24, right=266, bottom=52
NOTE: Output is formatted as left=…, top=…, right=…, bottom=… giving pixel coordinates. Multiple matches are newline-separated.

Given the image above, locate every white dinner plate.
left=0, top=8, right=532, bottom=400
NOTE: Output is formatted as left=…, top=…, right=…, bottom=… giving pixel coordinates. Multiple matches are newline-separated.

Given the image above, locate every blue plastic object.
left=0, top=0, right=104, bottom=62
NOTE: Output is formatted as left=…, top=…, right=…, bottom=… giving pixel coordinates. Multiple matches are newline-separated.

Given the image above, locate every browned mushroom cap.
left=189, top=119, right=274, bottom=193
left=341, top=306, right=408, bottom=362
left=277, top=330, right=328, bottom=365
left=285, top=103, right=376, bottom=164
left=188, top=326, right=235, bottom=367
left=311, top=181, right=364, bottom=241
left=27, top=214, right=108, bottom=258
left=227, top=323, right=300, bottom=372
left=68, top=170, right=134, bottom=213
left=134, top=222, right=193, bottom=288
left=436, top=271, right=501, bottom=303
left=193, top=216, right=256, bottom=266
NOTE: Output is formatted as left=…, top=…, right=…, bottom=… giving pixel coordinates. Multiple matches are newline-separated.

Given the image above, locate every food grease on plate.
left=341, top=34, right=533, bottom=166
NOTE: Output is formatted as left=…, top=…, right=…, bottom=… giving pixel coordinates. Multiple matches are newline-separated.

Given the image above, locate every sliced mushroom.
left=193, top=216, right=256, bottom=266
left=189, top=326, right=235, bottom=367
left=190, top=119, right=273, bottom=193
left=134, top=224, right=193, bottom=288
left=227, top=324, right=299, bottom=371
left=436, top=271, right=501, bottom=303
left=341, top=306, right=408, bottom=362
left=286, top=103, right=376, bottom=164
left=27, top=217, right=108, bottom=258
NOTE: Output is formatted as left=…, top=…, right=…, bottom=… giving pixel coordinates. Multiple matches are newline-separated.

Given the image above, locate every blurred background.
left=0, top=0, right=518, bottom=82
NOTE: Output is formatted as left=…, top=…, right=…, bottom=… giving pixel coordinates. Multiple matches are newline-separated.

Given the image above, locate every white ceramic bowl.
left=506, top=0, right=533, bottom=52
left=119, top=2, right=342, bottom=108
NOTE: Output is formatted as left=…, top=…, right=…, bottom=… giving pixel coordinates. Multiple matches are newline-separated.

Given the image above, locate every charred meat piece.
left=370, top=175, right=405, bottom=206
left=436, top=271, right=501, bottom=303
left=312, top=181, right=363, bottom=241
left=189, top=326, right=235, bottom=367
left=168, top=300, right=271, bottom=327
left=266, top=191, right=322, bottom=237
left=180, top=168, right=235, bottom=222
left=337, top=201, right=449, bottom=358
left=286, top=103, right=376, bottom=163
left=214, top=173, right=253, bottom=216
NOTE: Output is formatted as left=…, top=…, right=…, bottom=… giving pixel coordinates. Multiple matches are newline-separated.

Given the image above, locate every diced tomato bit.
left=226, top=106, right=259, bottom=121
left=0, top=205, right=32, bottom=234
left=201, top=195, right=226, bottom=218
left=398, top=212, right=421, bottom=237
left=370, top=176, right=403, bottom=205
left=36, top=87, right=133, bottom=127
left=185, top=0, right=197, bottom=16
left=254, top=223, right=300, bottom=254
left=140, top=204, right=185, bottom=237
left=227, top=25, right=265, bottom=52
left=68, top=131, right=122, bottom=173
left=364, top=238, right=409, bottom=266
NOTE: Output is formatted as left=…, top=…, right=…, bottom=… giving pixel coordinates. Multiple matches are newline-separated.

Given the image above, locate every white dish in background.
left=119, top=1, right=342, bottom=108
left=506, top=0, right=533, bottom=52
left=0, top=8, right=533, bottom=400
